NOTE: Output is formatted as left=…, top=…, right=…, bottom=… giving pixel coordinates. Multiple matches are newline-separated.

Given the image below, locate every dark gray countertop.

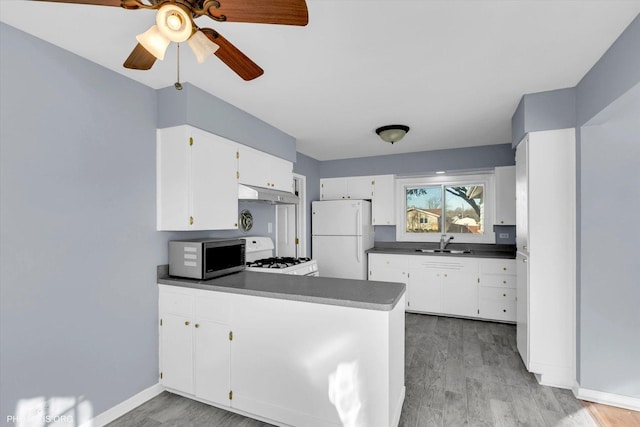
left=157, top=266, right=405, bottom=311
left=367, top=242, right=516, bottom=259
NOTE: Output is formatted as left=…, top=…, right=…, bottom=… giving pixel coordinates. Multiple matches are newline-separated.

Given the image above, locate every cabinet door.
left=157, top=127, right=191, bottom=230
left=368, top=254, right=409, bottom=308
left=346, top=176, right=374, bottom=199
left=160, top=314, right=194, bottom=394
left=440, top=258, right=479, bottom=318
left=191, top=130, right=238, bottom=230
left=372, top=175, right=396, bottom=225
left=478, top=287, right=516, bottom=322
left=320, top=178, right=348, bottom=200
left=408, top=260, right=442, bottom=313
left=441, top=269, right=478, bottom=318
left=515, top=138, right=528, bottom=251
left=194, top=320, right=231, bottom=405
left=495, top=166, right=516, bottom=225
left=516, top=253, right=529, bottom=368
left=237, top=145, right=265, bottom=188
left=269, top=156, right=294, bottom=192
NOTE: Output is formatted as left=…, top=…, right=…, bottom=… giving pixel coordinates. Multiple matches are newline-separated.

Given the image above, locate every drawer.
left=480, top=274, right=516, bottom=288
left=159, top=290, right=193, bottom=315
left=479, top=286, right=516, bottom=301
left=369, top=253, right=408, bottom=270
left=194, top=293, right=232, bottom=324
left=478, top=298, right=516, bottom=322
left=479, top=259, right=516, bottom=275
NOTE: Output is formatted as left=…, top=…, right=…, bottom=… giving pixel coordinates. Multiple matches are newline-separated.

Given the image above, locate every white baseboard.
left=573, top=382, right=640, bottom=412
left=80, top=383, right=163, bottom=427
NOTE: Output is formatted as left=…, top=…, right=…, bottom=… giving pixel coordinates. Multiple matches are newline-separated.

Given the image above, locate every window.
left=396, top=173, right=495, bottom=243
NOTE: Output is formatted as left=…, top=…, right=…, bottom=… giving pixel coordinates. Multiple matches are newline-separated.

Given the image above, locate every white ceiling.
left=1, top=1, right=639, bottom=160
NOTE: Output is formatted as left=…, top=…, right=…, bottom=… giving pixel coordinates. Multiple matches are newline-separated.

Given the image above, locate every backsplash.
left=374, top=224, right=516, bottom=245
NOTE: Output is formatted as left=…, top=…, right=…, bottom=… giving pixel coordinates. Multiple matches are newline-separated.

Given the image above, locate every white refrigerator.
left=311, top=200, right=374, bottom=279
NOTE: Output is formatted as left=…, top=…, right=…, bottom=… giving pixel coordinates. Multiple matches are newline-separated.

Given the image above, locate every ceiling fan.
left=35, top=0, right=309, bottom=80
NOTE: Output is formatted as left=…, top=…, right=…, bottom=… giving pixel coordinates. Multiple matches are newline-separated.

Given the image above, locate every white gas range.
left=242, top=237, right=319, bottom=276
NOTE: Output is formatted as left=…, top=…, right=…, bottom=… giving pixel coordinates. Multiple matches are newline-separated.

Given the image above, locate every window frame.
left=395, top=172, right=496, bottom=243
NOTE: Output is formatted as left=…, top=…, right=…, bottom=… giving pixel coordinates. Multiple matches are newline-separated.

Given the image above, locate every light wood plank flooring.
left=582, top=401, right=640, bottom=427
left=107, top=313, right=598, bottom=427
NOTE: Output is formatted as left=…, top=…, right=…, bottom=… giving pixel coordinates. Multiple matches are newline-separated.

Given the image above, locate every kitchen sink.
left=416, top=249, right=472, bottom=254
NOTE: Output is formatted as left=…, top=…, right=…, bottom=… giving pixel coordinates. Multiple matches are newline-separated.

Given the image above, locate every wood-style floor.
left=107, top=313, right=602, bottom=427
left=582, top=401, right=640, bottom=427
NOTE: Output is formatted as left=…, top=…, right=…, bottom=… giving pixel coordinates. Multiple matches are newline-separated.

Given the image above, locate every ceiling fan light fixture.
left=375, top=125, right=410, bottom=144
left=156, top=4, right=193, bottom=43
left=188, top=30, right=220, bottom=64
left=136, top=25, right=170, bottom=60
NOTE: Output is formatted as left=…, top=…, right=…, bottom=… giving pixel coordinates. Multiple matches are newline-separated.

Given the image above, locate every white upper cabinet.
left=371, top=175, right=396, bottom=225
left=157, top=125, right=238, bottom=231
left=495, top=165, right=516, bottom=225
left=320, top=176, right=373, bottom=200
left=237, top=145, right=293, bottom=193
left=320, top=175, right=396, bottom=225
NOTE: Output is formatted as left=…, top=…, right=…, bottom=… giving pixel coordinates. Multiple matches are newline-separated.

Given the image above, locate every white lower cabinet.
left=368, top=253, right=516, bottom=322
left=159, top=284, right=404, bottom=427
left=408, top=257, right=478, bottom=317
left=159, top=286, right=231, bottom=407
left=368, top=253, right=409, bottom=309
left=478, top=259, right=517, bottom=322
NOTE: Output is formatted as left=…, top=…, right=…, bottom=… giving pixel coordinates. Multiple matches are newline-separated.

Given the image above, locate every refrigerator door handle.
left=356, top=208, right=360, bottom=234
left=356, top=237, right=361, bottom=263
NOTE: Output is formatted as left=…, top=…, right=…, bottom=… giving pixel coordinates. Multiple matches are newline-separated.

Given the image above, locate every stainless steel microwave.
left=169, top=238, right=246, bottom=280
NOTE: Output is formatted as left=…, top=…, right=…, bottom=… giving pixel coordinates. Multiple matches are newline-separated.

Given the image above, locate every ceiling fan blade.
left=123, top=43, right=157, bottom=70
left=201, top=28, right=264, bottom=81
left=208, top=0, right=308, bottom=26
left=33, top=0, right=123, bottom=6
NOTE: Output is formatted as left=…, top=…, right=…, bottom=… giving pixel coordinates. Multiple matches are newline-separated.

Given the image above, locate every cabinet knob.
left=189, top=216, right=194, bottom=225
left=503, top=293, right=506, bottom=297
left=500, top=220, right=504, bottom=224
left=503, top=280, right=507, bottom=284
left=444, top=273, right=448, bottom=277
left=503, top=267, right=507, bottom=271
left=185, top=321, right=190, bottom=326
left=194, top=323, right=200, bottom=328
left=503, top=309, right=507, bottom=313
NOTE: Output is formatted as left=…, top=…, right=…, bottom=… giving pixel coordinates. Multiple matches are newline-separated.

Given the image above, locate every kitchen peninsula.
left=157, top=268, right=406, bottom=427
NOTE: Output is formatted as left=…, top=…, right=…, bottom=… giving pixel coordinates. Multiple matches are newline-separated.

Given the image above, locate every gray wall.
left=0, top=23, right=164, bottom=421
left=319, top=143, right=515, bottom=178
left=579, top=86, right=640, bottom=396
left=157, top=84, right=296, bottom=162
left=510, top=88, right=577, bottom=147
left=574, top=12, right=640, bottom=397
left=293, top=152, right=320, bottom=256
left=510, top=13, right=640, bottom=399
left=0, top=22, right=281, bottom=423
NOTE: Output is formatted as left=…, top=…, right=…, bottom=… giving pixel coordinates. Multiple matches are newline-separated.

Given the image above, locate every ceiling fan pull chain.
left=175, top=43, right=183, bottom=90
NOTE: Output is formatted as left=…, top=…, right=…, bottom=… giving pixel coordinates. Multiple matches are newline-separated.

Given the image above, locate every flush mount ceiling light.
left=375, top=125, right=410, bottom=144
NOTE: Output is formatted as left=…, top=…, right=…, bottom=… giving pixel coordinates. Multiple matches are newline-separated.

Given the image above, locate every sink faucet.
left=439, top=235, right=454, bottom=250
